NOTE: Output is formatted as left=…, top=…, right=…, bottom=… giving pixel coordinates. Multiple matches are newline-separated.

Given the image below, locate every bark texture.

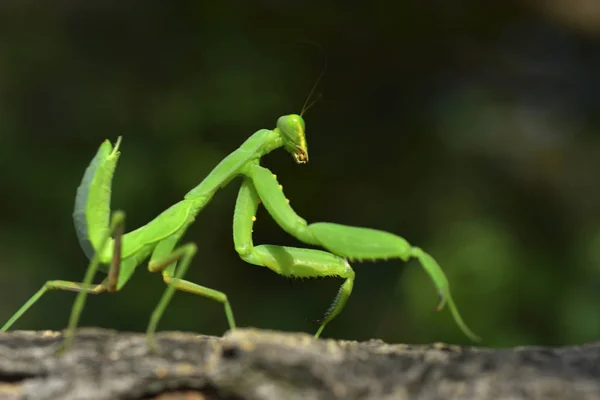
left=0, top=328, right=598, bottom=400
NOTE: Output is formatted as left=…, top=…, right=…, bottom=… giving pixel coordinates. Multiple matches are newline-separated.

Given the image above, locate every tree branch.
left=0, top=328, right=598, bottom=400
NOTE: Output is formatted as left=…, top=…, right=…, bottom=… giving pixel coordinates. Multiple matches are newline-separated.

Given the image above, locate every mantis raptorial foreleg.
left=233, top=178, right=355, bottom=336
left=246, top=164, right=480, bottom=342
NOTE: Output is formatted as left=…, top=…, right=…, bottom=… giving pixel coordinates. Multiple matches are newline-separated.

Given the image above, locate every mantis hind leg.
left=146, top=240, right=236, bottom=352
left=1, top=280, right=108, bottom=332
left=59, top=210, right=127, bottom=352
left=233, top=178, right=354, bottom=337
left=2, top=210, right=125, bottom=352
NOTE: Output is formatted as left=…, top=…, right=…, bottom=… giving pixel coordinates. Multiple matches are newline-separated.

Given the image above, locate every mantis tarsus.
left=1, top=114, right=480, bottom=351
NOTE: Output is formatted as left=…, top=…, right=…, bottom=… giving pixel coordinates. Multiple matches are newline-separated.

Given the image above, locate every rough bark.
left=0, top=328, right=598, bottom=400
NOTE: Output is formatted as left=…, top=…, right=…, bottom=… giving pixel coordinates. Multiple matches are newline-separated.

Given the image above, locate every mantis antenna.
left=300, top=44, right=327, bottom=117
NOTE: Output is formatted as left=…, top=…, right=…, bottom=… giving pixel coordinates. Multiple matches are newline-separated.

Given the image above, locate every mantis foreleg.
left=246, top=164, right=480, bottom=341
left=233, top=178, right=355, bottom=337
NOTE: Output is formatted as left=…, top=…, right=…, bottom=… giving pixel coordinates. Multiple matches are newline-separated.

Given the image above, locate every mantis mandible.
left=1, top=115, right=480, bottom=351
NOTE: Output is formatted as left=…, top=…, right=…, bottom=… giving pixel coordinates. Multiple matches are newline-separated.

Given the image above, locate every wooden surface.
left=0, top=328, right=599, bottom=400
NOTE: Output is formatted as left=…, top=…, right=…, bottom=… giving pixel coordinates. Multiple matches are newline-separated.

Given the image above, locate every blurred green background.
left=1, top=1, right=600, bottom=348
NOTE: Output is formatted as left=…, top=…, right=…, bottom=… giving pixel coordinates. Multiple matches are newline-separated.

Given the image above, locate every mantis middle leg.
left=144, top=232, right=236, bottom=351
left=233, top=178, right=355, bottom=337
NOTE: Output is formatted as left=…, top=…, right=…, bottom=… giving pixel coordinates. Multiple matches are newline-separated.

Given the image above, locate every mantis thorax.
left=276, top=114, right=308, bottom=164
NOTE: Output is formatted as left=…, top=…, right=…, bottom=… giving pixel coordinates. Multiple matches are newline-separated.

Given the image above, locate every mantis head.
left=277, top=114, right=308, bottom=164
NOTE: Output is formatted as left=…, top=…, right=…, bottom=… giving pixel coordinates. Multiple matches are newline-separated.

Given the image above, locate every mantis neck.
left=258, top=128, right=284, bottom=157
left=183, top=128, right=283, bottom=211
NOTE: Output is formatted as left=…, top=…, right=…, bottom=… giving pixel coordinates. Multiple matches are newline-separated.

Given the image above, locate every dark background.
left=1, top=1, right=600, bottom=348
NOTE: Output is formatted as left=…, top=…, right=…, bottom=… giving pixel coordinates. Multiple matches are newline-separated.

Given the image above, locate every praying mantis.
left=1, top=114, right=480, bottom=351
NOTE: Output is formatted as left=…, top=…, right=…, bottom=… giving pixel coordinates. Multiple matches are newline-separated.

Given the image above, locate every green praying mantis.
left=1, top=113, right=480, bottom=351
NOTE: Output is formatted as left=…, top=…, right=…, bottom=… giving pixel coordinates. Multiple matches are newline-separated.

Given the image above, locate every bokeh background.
left=1, top=1, right=600, bottom=348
